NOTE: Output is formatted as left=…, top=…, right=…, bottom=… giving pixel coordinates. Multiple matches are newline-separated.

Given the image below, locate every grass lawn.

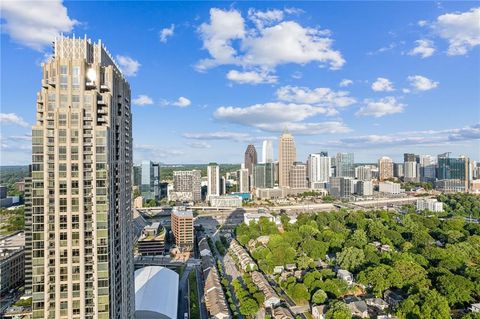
left=189, top=270, right=200, bottom=319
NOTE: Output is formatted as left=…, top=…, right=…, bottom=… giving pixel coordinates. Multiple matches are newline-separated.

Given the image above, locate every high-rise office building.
left=278, top=129, right=296, bottom=187
left=307, top=153, right=331, bottom=187
left=244, top=144, right=258, bottom=176
left=329, top=177, right=354, bottom=198
left=404, top=161, right=418, bottom=182
left=289, top=162, right=308, bottom=189
left=355, top=166, right=372, bottom=181
left=238, top=168, right=250, bottom=193
left=394, top=163, right=404, bottom=178
left=419, top=155, right=436, bottom=182
left=437, top=153, right=470, bottom=191
left=262, top=140, right=274, bottom=163
left=27, top=36, right=134, bottom=318
left=378, top=156, right=394, bottom=181
left=404, top=153, right=416, bottom=163
left=336, top=153, right=355, bottom=178
left=140, top=160, right=160, bottom=200
left=253, top=163, right=275, bottom=188
left=207, top=163, right=220, bottom=199
left=172, top=170, right=202, bottom=202
left=171, top=209, right=194, bottom=252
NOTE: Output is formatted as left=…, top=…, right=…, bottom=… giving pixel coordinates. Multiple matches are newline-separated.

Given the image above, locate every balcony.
left=41, top=79, right=48, bottom=88
left=100, top=84, right=109, bottom=92
left=47, top=79, right=56, bottom=87
left=86, top=81, right=96, bottom=89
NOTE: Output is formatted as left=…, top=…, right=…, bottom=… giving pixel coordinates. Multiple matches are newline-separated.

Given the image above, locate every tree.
left=358, top=264, right=396, bottom=297
left=325, top=301, right=352, bottom=319
left=320, top=279, right=348, bottom=299
left=312, top=289, right=327, bottom=304
left=346, top=229, right=368, bottom=248
left=297, top=255, right=313, bottom=269
left=239, top=298, right=259, bottom=316
left=337, top=247, right=365, bottom=272
left=288, top=283, right=310, bottom=304
left=437, top=273, right=474, bottom=306
left=302, top=239, right=328, bottom=260
left=397, top=289, right=450, bottom=319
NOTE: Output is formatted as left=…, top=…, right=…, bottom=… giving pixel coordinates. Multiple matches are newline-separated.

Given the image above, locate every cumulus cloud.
left=132, top=95, right=154, bottom=106
left=408, top=39, right=436, bottom=58
left=0, top=0, right=77, bottom=51
left=159, top=24, right=175, bottom=43
left=0, top=113, right=29, bottom=127
left=254, top=121, right=351, bottom=135
left=433, top=7, right=480, bottom=56
left=116, top=55, right=140, bottom=76
left=407, top=75, right=439, bottom=91
left=182, top=131, right=251, bottom=142
left=371, top=77, right=395, bottom=92
left=134, top=144, right=185, bottom=159
left=186, top=141, right=212, bottom=149
left=196, top=8, right=345, bottom=72
left=248, top=8, right=284, bottom=29
left=339, top=79, right=353, bottom=87
left=173, top=97, right=191, bottom=107
left=276, top=86, right=356, bottom=107
left=226, top=69, right=277, bottom=84
left=356, top=97, right=405, bottom=118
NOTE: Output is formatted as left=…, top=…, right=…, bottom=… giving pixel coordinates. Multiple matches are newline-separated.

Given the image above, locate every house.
left=198, top=238, right=212, bottom=257
left=347, top=300, right=368, bottom=318
left=337, top=269, right=354, bottom=286
left=470, top=303, right=480, bottom=313
left=251, top=271, right=281, bottom=308
left=380, top=244, right=391, bottom=253
left=273, top=266, right=284, bottom=274
left=312, top=305, right=327, bottom=319
left=285, top=263, right=297, bottom=271
left=377, top=315, right=399, bottom=319
left=314, top=260, right=329, bottom=268
left=256, top=235, right=270, bottom=246
left=272, top=306, right=294, bottom=319
left=229, top=240, right=257, bottom=272
left=384, top=289, right=406, bottom=309
left=294, top=270, right=304, bottom=279
left=365, top=298, right=389, bottom=311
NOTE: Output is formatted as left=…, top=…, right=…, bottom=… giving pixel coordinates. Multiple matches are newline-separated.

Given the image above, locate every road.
left=178, top=265, right=192, bottom=319
left=195, top=265, right=209, bottom=319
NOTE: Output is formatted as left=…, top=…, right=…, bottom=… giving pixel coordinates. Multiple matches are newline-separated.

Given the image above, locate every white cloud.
left=183, top=131, right=251, bottom=142
left=0, top=113, right=29, bottom=127
left=173, top=97, right=191, bottom=107
left=371, top=77, right=395, bottom=92
left=132, top=95, right=153, bottom=106
left=276, top=86, right=356, bottom=107
left=116, top=55, right=140, bottom=76
left=418, top=20, right=428, bottom=27
left=339, top=79, right=353, bottom=87
left=196, top=8, right=345, bottom=71
left=186, top=141, right=212, bottom=149
left=356, top=97, right=405, bottom=118
left=159, top=24, right=175, bottom=43
left=434, top=7, right=480, bottom=56
left=0, top=0, right=77, bottom=51
left=248, top=8, right=284, bottom=29
left=226, top=69, right=277, bottom=84
left=255, top=121, right=351, bottom=135
left=407, top=75, right=439, bottom=91
left=408, top=39, right=436, bottom=58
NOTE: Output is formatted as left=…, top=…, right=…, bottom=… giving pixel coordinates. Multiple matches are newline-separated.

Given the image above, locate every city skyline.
left=1, top=1, right=479, bottom=165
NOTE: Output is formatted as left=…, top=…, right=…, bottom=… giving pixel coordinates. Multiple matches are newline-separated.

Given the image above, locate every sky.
left=1, top=1, right=479, bottom=165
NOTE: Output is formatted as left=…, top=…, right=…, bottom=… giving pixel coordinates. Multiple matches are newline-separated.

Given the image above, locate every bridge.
left=133, top=255, right=201, bottom=269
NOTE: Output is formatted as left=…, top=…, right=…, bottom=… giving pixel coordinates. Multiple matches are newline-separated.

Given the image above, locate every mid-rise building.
left=238, top=168, right=250, bottom=192
left=329, top=177, right=354, bottom=198
left=171, top=209, right=194, bottom=252
left=173, top=170, right=202, bottom=202
left=209, top=195, right=243, bottom=208
left=244, top=212, right=275, bottom=225
left=262, top=140, right=274, bottom=163
left=355, top=165, right=372, bottom=181
left=378, top=156, right=394, bottom=181
left=253, top=163, right=275, bottom=189
left=0, top=232, right=25, bottom=296
left=26, top=36, right=134, bottom=318
left=336, top=153, right=355, bottom=178
left=137, top=223, right=166, bottom=256
left=278, top=129, right=296, bottom=187
left=207, top=163, right=220, bottom=199
left=356, top=180, right=373, bottom=196
left=289, top=162, right=308, bottom=189
left=416, top=198, right=444, bottom=212
left=404, top=161, right=418, bottom=182
left=437, top=153, right=470, bottom=191
left=307, top=153, right=331, bottom=187
left=244, top=144, right=258, bottom=176
left=379, top=181, right=402, bottom=194
left=394, top=163, right=404, bottom=178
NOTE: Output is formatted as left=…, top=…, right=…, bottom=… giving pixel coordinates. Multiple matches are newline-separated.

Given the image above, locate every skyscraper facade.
left=207, top=163, right=220, bottom=198
left=355, top=166, right=372, bottom=181
left=253, top=163, right=275, bottom=188
left=378, top=156, right=394, bottom=181
left=244, top=144, right=258, bottom=175
left=173, top=170, right=202, bottom=202
left=27, top=36, right=134, bottom=318
left=307, top=153, right=331, bottom=187
left=437, top=153, right=470, bottom=191
left=278, top=129, right=296, bottom=187
left=335, top=153, right=355, bottom=178
left=238, top=168, right=250, bottom=193
left=140, top=160, right=160, bottom=200
left=289, top=162, right=308, bottom=189
left=261, top=140, right=274, bottom=163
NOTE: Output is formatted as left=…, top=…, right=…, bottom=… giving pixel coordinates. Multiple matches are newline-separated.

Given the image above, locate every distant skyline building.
left=378, top=156, right=394, bottom=181
left=307, top=153, right=331, bottom=187
left=404, top=161, right=418, bottom=182
left=355, top=165, right=372, bottom=181
left=437, top=153, right=470, bottom=191
left=238, top=168, right=250, bottom=193
left=262, top=140, right=274, bottom=163
left=244, top=144, right=258, bottom=176
left=253, top=163, right=275, bottom=189
left=207, top=163, right=220, bottom=198
left=289, top=162, right=308, bottom=189
left=141, top=160, right=160, bottom=200
left=336, top=152, right=355, bottom=178
left=26, top=36, right=134, bottom=318
left=278, top=128, right=296, bottom=187
left=172, top=170, right=202, bottom=202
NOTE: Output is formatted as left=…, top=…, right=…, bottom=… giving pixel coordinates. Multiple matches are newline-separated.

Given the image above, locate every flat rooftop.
left=172, top=209, right=193, bottom=218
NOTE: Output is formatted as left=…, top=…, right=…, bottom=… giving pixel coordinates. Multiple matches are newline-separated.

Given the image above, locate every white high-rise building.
left=404, top=161, right=418, bottom=182
left=238, top=168, right=250, bottom=192
left=207, top=163, right=220, bottom=199
left=279, top=129, right=296, bottom=187
left=26, top=36, right=134, bottom=318
left=307, top=153, right=331, bottom=188
left=262, top=140, right=274, bottom=163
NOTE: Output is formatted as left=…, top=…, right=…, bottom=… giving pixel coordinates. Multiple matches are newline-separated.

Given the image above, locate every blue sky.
left=1, top=1, right=479, bottom=165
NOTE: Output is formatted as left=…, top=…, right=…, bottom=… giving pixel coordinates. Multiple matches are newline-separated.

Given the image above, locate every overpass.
left=133, top=255, right=200, bottom=269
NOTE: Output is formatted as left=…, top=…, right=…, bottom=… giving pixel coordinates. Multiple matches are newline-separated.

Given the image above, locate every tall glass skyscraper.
left=140, top=160, right=160, bottom=200
left=335, top=152, right=355, bottom=178
left=26, top=36, right=134, bottom=318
